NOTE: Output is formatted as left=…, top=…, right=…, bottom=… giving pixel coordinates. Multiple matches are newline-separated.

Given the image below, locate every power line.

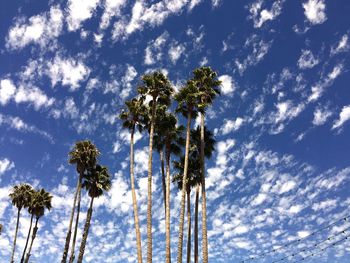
left=270, top=224, right=350, bottom=263
left=241, top=214, right=350, bottom=263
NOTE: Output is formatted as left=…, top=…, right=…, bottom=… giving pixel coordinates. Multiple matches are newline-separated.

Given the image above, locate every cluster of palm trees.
left=7, top=66, right=220, bottom=263
left=9, top=184, right=52, bottom=263
left=119, top=66, right=221, bottom=263
left=61, top=140, right=111, bottom=263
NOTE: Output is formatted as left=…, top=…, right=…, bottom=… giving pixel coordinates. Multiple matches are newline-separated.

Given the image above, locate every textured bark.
left=194, top=185, right=200, bottom=263
left=200, top=113, right=209, bottom=263
left=165, top=147, right=171, bottom=263
left=130, top=127, right=143, bottom=263
left=147, top=98, right=157, bottom=263
left=62, top=175, right=81, bottom=263
left=77, top=197, right=94, bottom=263
left=10, top=208, right=21, bottom=263
left=21, top=213, right=34, bottom=263
left=177, top=111, right=192, bottom=263
left=160, top=148, right=167, bottom=216
left=24, top=217, right=39, bottom=263
left=68, top=175, right=83, bottom=263
left=186, top=191, right=191, bottom=263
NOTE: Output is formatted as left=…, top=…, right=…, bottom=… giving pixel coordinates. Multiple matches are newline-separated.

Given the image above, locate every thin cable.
left=241, top=214, right=350, bottom=262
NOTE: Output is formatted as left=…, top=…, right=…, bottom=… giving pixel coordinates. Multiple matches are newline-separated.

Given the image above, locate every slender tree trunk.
left=147, top=98, right=157, bottom=263
left=186, top=190, right=191, bottom=263
left=165, top=146, right=171, bottom=263
left=177, top=111, right=192, bottom=263
left=20, top=213, right=34, bottom=263
left=10, top=208, right=21, bottom=263
left=194, top=185, right=199, bottom=263
left=62, top=175, right=81, bottom=263
left=68, top=175, right=83, bottom=263
left=160, top=148, right=166, bottom=215
left=24, top=217, right=39, bottom=263
left=77, top=197, right=94, bottom=263
left=130, top=127, right=143, bottom=263
left=200, top=113, right=209, bottom=263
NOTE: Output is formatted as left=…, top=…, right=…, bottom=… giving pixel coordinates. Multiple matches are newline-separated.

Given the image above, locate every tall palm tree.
left=138, top=71, right=173, bottom=263
left=120, top=96, right=148, bottom=263
left=154, top=112, right=184, bottom=263
left=20, top=189, right=36, bottom=263
left=77, top=164, right=111, bottom=263
left=61, top=140, right=100, bottom=263
left=174, top=80, right=199, bottom=263
left=24, top=188, right=53, bottom=263
left=190, top=126, right=216, bottom=263
left=9, top=183, right=34, bottom=263
left=192, top=67, right=221, bottom=263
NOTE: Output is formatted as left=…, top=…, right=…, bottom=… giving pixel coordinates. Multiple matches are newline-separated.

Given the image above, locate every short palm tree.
left=190, top=126, right=216, bottom=263
left=174, top=80, right=199, bottom=263
left=9, top=183, right=34, bottom=263
left=154, top=111, right=184, bottom=263
left=120, top=96, right=148, bottom=263
left=192, top=66, right=221, bottom=263
left=61, top=140, right=100, bottom=263
left=24, top=188, right=53, bottom=263
left=138, top=71, right=173, bottom=263
left=77, top=164, right=111, bottom=263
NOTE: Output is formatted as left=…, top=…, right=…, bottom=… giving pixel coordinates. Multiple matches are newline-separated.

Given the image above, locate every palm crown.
left=9, top=184, right=34, bottom=210
left=83, top=165, right=112, bottom=198
left=29, top=189, right=53, bottom=219
left=120, top=97, right=148, bottom=133
left=69, top=140, right=100, bottom=174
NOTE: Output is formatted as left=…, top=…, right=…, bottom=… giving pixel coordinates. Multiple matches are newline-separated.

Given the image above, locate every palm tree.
left=173, top=155, right=200, bottom=263
left=138, top=71, right=173, bottom=263
left=62, top=141, right=100, bottom=263
left=174, top=80, right=199, bottom=263
left=24, top=188, right=53, bottom=263
left=192, top=66, right=221, bottom=263
left=20, top=189, right=36, bottom=263
left=154, top=112, right=184, bottom=263
left=9, top=183, right=34, bottom=263
left=120, top=96, right=148, bottom=263
left=77, top=164, right=111, bottom=263
left=190, top=126, right=216, bottom=263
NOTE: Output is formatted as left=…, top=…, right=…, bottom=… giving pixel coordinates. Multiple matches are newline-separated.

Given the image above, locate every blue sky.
left=0, top=0, right=350, bottom=262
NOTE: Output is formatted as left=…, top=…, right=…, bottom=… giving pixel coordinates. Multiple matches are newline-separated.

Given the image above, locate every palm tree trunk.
left=186, top=190, right=191, bottom=263
left=165, top=146, right=171, bottom=263
left=177, top=111, right=192, bottom=263
left=20, top=213, right=34, bottom=263
left=68, top=175, right=83, bottom=263
left=24, top=217, right=39, bottom=263
left=160, top=147, right=166, bottom=215
left=194, top=185, right=199, bottom=263
left=147, top=98, right=157, bottom=263
left=62, top=175, right=81, bottom=263
left=77, top=197, right=94, bottom=263
left=10, top=208, right=21, bottom=263
left=200, top=113, right=209, bottom=263
left=130, top=127, right=143, bottom=263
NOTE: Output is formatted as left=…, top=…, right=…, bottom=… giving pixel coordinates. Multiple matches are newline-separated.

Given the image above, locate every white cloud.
left=168, top=42, right=185, bottom=64
left=6, top=6, right=63, bottom=50
left=279, top=180, right=296, bottom=194
left=143, top=32, right=169, bottom=65
left=99, top=0, right=127, bottom=30
left=332, top=105, right=350, bottom=130
left=220, top=118, right=244, bottom=135
left=249, top=0, right=285, bottom=28
left=47, top=55, right=90, bottom=90
left=66, top=0, right=100, bottom=31
left=218, top=75, right=235, bottom=96
left=298, top=49, right=319, bottom=69
left=252, top=193, right=267, bottom=206
left=312, top=107, right=332, bottom=126
left=331, top=34, right=349, bottom=55
left=0, top=79, right=16, bottom=105
left=0, top=158, right=15, bottom=175
left=211, top=0, right=222, bottom=7
left=303, top=0, right=327, bottom=25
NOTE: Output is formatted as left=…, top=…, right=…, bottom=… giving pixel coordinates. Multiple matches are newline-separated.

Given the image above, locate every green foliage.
left=119, top=96, right=148, bottom=133
left=9, top=184, right=35, bottom=210
left=174, top=80, right=200, bottom=118
left=69, top=140, right=100, bottom=174
left=83, top=164, right=112, bottom=199
left=29, top=188, right=53, bottom=219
